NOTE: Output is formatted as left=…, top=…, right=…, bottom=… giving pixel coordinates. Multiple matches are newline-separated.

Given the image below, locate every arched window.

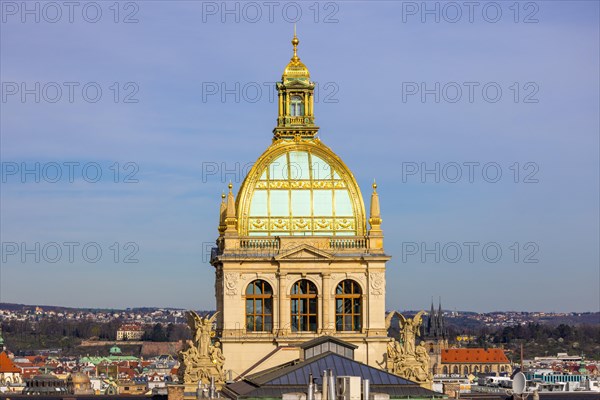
left=291, top=280, right=317, bottom=332
left=335, top=280, right=362, bottom=331
left=443, top=366, right=448, bottom=375
left=290, top=95, right=304, bottom=116
left=453, top=366, right=459, bottom=374
left=484, top=365, right=490, bottom=373
left=245, top=280, right=273, bottom=332
left=473, top=366, right=479, bottom=374
left=464, top=366, right=469, bottom=375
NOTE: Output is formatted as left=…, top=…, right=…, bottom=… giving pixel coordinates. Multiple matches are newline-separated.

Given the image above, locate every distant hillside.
left=0, top=302, right=187, bottom=313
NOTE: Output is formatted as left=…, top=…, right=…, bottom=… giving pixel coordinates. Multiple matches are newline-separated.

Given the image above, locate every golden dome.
left=236, top=139, right=366, bottom=237
left=282, top=31, right=310, bottom=81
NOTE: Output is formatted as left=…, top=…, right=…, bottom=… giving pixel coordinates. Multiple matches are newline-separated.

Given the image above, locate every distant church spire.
left=428, top=299, right=436, bottom=336
left=426, top=297, right=447, bottom=340
left=438, top=297, right=446, bottom=339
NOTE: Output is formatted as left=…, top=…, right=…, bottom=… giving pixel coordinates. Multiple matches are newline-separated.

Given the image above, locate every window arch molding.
left=241, top=275, right=277, bottom=296
left=285, top=276, right=321, bottom=295
left=330, top=277, right=365, bottom=295
left=290, top=279, right=319, bottom=332
left=334, top=279, right=363, bottom=332
left=244, top=279, right=274, bottom=332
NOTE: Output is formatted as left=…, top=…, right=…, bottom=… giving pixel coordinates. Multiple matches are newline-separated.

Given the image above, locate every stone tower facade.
left=423, top=300, right=449, bottom=375
left=210, top=33, right=391, bottom=379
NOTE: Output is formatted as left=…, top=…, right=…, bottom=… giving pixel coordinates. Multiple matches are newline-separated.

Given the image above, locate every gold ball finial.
left=228, top=182, right=233, bottom=190
left=372, top=180, right=377, bottom=190
left=291, top=25, right=299, bottom=61
left=221, top=192, right=226, bottom=199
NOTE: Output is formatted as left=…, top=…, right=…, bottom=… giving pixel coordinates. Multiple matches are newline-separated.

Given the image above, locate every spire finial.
left=224, top=183, right=238, bottom=235
left=291, top=25, right=299, bottom=61
left=368, top=180, right=382, bottom=237
left=218, top=191, right=227, bottom=234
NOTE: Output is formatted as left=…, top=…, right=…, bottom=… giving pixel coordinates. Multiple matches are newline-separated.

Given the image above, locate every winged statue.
left=185, top=311, right=219, bottom=357
left=397, top=311, right=426, bottom=355
left=385, top=310, right=398, bottom=330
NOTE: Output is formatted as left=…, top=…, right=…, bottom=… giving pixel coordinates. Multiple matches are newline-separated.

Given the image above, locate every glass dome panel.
left=289, top=151, right=310, bottom=180
left=291, top=190, right=311, bottom=215
left=334, top=190, right=353, bottom=216
left=313, top=190, right=333, bottom=215
left=270, top=154, right=288, bottom=180
left=250, top=190, right=268, bottom=216
left=246, top=149, right=360, bottom=236
left=270, top=190, right=289, bottom=215
left=311, top=154, right=332, bottom=180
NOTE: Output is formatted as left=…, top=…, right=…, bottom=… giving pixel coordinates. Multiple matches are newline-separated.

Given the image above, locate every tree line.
left=0, top=319, right=191, bottom=353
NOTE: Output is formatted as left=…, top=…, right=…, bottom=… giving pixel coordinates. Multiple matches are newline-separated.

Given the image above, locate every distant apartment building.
left=116, top=324, right=144, bottom=341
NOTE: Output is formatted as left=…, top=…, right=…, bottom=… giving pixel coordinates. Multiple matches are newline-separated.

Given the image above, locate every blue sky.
left=1, top=1, right=598, bottom=312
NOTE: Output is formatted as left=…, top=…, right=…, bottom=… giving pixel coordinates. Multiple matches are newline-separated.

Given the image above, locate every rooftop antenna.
left=521, top=343, right=525, bottom=372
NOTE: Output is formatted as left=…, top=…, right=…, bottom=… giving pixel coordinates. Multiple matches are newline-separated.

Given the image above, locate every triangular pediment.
left=275, top=244, right=334, bottom=261
left=285, top=78, right=310, bottom=88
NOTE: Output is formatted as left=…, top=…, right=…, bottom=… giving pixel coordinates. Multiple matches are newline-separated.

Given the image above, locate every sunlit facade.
left=211, top=32, right=390, bottom=377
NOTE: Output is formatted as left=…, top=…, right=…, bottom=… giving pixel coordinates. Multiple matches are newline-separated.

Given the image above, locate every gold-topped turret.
left=274, top=28, right=319, bottom=140
left=282, top=28, right=310, bottom=81
left=218, top=192, right=227, bottom=235
left=368, top=180, right=384, bottom=251
left=224, top=183, right=238, bottom=236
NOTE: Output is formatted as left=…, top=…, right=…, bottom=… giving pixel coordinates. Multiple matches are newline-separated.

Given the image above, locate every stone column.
left=278, top=91, right=283, bottom=117
left=321, top=273, right=331, bottom=333
left=277, top=272, right=289, bottom=336
left=303, top=93, right=309, bottom=117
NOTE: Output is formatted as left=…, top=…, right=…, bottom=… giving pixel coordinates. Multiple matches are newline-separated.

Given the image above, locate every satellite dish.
left=512, top=372, right=526, bottom=394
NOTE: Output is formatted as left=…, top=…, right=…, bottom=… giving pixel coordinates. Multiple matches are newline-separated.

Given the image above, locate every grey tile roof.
left=223, top=352, right=443, bottom=399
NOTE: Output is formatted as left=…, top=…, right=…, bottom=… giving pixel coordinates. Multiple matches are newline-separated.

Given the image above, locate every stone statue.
left=187, top=310, right=218, bottom=357
left=398, top=311, right=425, bottom=355
left=178, top=311, right=225, bottom=387
left=385, top=311, right=432, bottom=389
left=210, top=341, right=226, bottom=376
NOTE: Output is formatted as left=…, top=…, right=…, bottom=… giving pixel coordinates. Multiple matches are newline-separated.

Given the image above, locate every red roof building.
left=442, top=348, right=510, bottom=364
left=440, top=348, right=512, bottom=376
left=0, top=351, right=22, bottom=385
left=0, top=351, right=20, bottom=373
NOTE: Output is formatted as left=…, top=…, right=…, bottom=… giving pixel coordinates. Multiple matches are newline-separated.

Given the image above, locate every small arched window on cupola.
left=290, top=95, right=304, bottom=116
